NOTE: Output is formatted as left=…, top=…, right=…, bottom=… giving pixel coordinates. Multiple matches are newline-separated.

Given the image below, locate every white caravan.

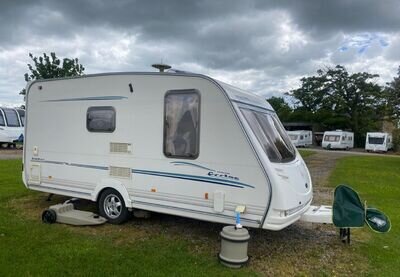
left=23, top=71, right=314, bottom=230
left=322, top=130, right=354, bottom=150
left=287, top=130, right=312, bottom=147
left=0, top=107, right=24, bottom=146
left=365, top=132, right=393, bottom=152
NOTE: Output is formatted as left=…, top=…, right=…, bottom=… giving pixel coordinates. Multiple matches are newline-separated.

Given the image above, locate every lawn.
left=0, top=159, right=253, bottom=276
left=329, top=155, right=400, bottom=276
left=0, top=155, right=398, bottom=276
left=298, top=149, right=316, bottom=158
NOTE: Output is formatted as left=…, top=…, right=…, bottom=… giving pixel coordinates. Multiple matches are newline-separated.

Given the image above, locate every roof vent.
left=152, top=63, right=171, bottom=72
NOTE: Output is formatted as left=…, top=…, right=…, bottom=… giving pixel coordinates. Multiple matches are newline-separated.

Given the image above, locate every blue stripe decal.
left=31, top=159, right=255, bottom=189
left=170, top=161, right=215, bottom=171
left=132, top=169, right=255, bottom=189
left=43, top=96, right=128, bottom=102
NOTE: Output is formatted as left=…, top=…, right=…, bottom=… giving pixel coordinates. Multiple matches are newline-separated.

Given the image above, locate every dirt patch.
left=0, top=148, right=22, bottom=160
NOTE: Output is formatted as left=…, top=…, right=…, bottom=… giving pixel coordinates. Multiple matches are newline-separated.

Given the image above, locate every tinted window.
left=324, top=135, right=340, bottom=142
left=0, top=110, right=4, bottom=126
left=368, top=136, right=384, bottom=144
left=164, top=90, right=200, bottom=159
left=87, top=106, right=115, bottom=132
left=17, top=109, right=25, bottom=126
left=240, top=108, right=295, bottom=163
left=3, top=108, right=20, bottom=127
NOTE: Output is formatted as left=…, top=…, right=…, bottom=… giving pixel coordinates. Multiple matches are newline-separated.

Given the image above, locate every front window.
left=324, top=135, right=340, bottom=142
left=17, top=109, right=25, bottom=126
left=0, top=111, right=4, bottom=126
left=240, top=108, right=295, bottom=163
left=368, top=136, right=384, bottom=145
left=3, top=108, right=20, bottom=127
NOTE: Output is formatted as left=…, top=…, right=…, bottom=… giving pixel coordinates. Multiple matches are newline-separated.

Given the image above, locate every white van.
left=365, top=132, right=393, bottom=152
left=287, top=130, right=312, bottom=147
left=322, top=130, right=354, bottom=150
left=0, top=107, right=24, bottom=147
left=23, top=71, right=314, bottom=230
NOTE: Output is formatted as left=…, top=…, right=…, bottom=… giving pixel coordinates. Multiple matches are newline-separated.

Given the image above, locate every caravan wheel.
left=98, top=188, right=129, bottom=224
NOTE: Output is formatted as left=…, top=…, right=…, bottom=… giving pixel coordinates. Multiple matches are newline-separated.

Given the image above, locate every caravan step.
left=300, top=205, right=332, bottom=224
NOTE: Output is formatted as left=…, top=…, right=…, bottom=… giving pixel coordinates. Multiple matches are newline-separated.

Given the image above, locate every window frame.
left=0, top=109, right=5, bottom=127
left=3, top=108, right=21, bottom=127
left=163, top=89, right=201, bottom=160
left=86, top=106, right=116, bottom=133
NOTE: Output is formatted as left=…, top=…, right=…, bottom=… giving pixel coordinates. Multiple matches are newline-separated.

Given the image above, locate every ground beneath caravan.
left=0, top=148, right=22, bottom=160
left=6, top=150, right=371, bottom=276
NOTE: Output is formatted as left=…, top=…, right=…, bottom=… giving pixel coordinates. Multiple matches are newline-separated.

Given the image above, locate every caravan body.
left=322, top=130, right=354, bottom=150
left=365, top=132, right=393, bottom=152
left=0, top=107, right=24, bottom=145
left=23, top=72, right=312, bottom=230
left=287, top=130, right=312, bottom=147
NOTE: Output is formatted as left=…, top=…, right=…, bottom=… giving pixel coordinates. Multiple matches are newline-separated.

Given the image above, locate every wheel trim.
left=103, top=194, right=123, bottom=219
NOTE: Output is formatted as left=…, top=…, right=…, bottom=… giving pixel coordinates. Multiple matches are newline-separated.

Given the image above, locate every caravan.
left=322, top=130, right=354, bottom=150
left=23, top=70, right=314, bottom=230
left=287, top=130, right=312, bottom=147
left=365, top=132, right=393, bottom=152
left=0, top=107, right=24, bottom=147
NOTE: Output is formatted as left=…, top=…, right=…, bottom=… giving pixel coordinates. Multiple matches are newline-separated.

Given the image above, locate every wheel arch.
left=92, top=178, right=132, bottom=208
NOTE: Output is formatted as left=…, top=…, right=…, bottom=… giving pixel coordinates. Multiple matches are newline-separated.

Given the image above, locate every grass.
left=0, top=159, right=254, bottom=276
left=329, top=155, right=400, bottom=276
left=298, top=149, right=316, bottom=158
left=0, top=155, right=399, bottom=276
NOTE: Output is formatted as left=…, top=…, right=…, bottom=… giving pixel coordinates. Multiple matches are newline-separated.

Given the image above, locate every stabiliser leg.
left=339, top=228, right=351, bottom=244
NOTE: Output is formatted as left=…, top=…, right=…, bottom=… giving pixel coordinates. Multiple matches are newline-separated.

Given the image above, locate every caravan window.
left=17, top=109, right=25, bottom=126
left=3, top=108, right=20, bottom=127
left=0, top=110, right=4, bottom=126
left=164, top=90, right=200, bottom=159
left=368, top=136, right=384, bottom=144
left=324, top=135, right=340, bottom=142
left=87, top=106, right=116, bottom=132
left=240, top=108, right=295, bottom=163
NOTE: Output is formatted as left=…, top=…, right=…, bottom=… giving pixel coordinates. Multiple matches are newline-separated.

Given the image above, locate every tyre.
left=42, top=209, right=57, bottom=224
left=98, top=188, right=129, bottom=224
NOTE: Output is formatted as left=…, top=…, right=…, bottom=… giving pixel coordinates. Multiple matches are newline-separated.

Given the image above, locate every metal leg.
left=339, top=228, right=351, bottom=244
left=46, top=193, right=54, bottom=202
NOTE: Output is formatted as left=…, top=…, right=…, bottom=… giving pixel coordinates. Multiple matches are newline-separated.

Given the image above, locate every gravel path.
left=0, top=149, right=22, bottom=160
left=303, top=151, right=349, bottom=205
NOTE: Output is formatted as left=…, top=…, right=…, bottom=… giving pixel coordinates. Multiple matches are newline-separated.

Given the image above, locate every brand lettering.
left=208, top=171, right=239, bottom=181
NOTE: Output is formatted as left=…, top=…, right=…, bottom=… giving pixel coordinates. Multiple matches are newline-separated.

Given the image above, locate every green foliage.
left=20, top=52, right=85, bottom=95
left=267, top=96, right=293, bottom=121
left=385, top=66, right=400, bottom=119
left=392, top=128, right=400, bottom=152
left=289, top=65, right=385, bottom=146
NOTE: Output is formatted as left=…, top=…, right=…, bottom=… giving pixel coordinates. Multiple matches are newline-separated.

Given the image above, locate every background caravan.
left=287, top=130, right=312, bottom=147
left=0, top=107, right=24, bottom=147
left=23, top=71, right=313, bottom=230
left=365, top=132, right=393, bottom=152
left=322, top=130, right=354, bottom=150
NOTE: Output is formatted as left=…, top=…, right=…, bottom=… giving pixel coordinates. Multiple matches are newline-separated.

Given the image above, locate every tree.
left=267, top=96, right=292, bottom=121
left=290, top=65, right=384, bottom=146
left=20, top=52, right=85, bottom=95
left=386, top=66, right=400, bottom=119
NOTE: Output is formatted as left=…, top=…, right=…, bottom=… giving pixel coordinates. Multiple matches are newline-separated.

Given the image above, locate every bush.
left=392, top=129, right=400, bottom=152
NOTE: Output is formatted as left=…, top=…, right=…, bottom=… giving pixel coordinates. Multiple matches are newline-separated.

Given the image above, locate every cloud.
left=0, top=0, right=399, bottom=106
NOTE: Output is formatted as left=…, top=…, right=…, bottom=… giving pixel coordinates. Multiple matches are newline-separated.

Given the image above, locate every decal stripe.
left=132, top=169, right=244, bottom=188
left=170, top=161, right=215, bottom=171
left=30, top=159, right=255, bottom=189
left=42, top=96, right=128, bottom=102
left=132, top=169, right=255, bottom=188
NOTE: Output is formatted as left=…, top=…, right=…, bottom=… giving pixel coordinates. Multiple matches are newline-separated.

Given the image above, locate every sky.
left=1, top=0, right=400, bottom=107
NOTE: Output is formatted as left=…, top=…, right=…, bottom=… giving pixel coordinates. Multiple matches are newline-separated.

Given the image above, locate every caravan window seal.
left=163, top=89, right=201, bottom=160
left=0, top=108, right=5, bottom=127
